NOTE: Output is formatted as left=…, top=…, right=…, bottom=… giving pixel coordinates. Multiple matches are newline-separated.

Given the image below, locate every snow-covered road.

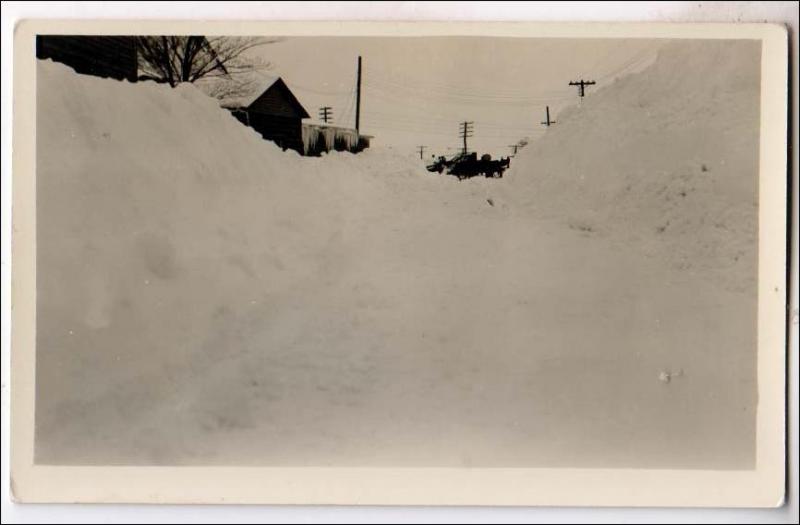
left=34, top=38, right=759, bottom=468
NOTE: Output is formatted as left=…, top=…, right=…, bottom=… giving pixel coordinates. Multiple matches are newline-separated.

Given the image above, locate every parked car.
left=427, top=152, right=511, bottom=179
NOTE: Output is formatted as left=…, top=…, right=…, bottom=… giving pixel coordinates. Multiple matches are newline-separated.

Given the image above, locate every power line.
left=361, top=122, right=533, bottom=139
left=355, top=55, right=362, bottom=133
left=362, top=120, right=535, bottom=139
left=540, top=106, right=555, bottom=127
left=360, top=49, right=653, bottom=108
left=339, top=87, right=356, bottom=127
left=285, top=46, right=657, bottom=110
left=362, top=107, right=540, bottom=129
left=318, top=106, right=333, bottom=124
left=363, top=112, right=537, bottom=133
left=363, top=80, right=576, bottom=106
left=285, top=82, right=351, bottom=96
left=459, top=121, right=474, bottom=154
left=568, top=79, right=596, bottom=97
left=362, top=119, right=541, bottom=140
left=365, top=72, right=572, bottom=101
left=358, top=123, right=460, bottom=137
left=592, top=46, right=658, bottom=83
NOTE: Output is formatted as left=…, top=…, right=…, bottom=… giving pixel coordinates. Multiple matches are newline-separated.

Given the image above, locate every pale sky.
left=250, top=37, right=663, bottom=159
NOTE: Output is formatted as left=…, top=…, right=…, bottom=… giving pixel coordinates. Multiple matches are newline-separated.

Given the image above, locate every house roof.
left=220, top=75, right=310, bottom=119
left=220, top=75, right=280, bottom=109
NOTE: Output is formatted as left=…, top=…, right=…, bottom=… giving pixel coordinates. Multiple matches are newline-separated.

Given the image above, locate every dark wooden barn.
left=223, top=77, right=311, bottom=154
left=36, top=35, right=138, bottom=82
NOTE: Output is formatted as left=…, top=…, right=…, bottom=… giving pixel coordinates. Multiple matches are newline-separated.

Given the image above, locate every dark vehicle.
left=426, top=154, right=458, bottom=174
left=427, top=152, right=511, bottom=179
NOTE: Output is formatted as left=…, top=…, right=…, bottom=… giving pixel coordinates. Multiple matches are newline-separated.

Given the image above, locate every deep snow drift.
left=502, top=40, right=760, bottom=292
left=35, top=39, right=760, bottom=469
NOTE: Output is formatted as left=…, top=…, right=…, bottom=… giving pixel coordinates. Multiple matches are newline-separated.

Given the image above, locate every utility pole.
left=507, top=144, right=519, bottom=155
left=540, top=105, right=555, bottom=127
left=568, top=79, right=596, bottom=97
left=319, top=106, right=333, bottom=124
left=417, top=145, right=426, bottom=159
left=355, top=56, right=362, bottom=133
left=459, top=121, right=474, bottom=155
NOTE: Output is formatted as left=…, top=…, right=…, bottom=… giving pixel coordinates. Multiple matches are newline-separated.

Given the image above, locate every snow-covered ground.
left=34, top=38, right=760, bottom=468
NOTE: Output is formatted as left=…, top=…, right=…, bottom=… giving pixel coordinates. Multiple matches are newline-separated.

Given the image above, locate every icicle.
left=302, top=124, right=367, bottom=155
left=322, top=128, right=336, bottom=152
left=301, top=124, right=318, bottom=154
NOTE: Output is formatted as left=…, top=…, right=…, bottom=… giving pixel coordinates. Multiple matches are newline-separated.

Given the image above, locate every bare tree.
left=199, top=74, right=262, bottom=102
left=136, top=36, right=279, bottom=88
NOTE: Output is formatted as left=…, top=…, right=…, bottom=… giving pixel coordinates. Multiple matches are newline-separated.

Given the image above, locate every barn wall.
left=36, top=36, right=138, bottom=82
left=248, top=114, right=303, bottom=153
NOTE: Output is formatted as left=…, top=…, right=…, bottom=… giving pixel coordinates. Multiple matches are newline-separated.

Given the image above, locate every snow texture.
left=502, top=40, right=760, bottom=293
left=34, top=39, right=759, bottom=468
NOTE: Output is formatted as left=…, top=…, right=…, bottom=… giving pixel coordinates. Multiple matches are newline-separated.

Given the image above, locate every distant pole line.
left=540, top=105, right=556, bottom=127
left=417, top=145, right=426, bottom=159
left=319, top=106, right=333, bottom=124
left=507, top=144, right=519, bottom=155
left=355, top=56, right=362, bottom=133
left=568, top=79, right=596, bottom=97
left=459, top=121, right=474, bottom=155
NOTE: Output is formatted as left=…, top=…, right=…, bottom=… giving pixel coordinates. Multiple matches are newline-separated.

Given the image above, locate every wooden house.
left=36, top=35, right=138, bottom=82
left=222, top=77, right=311, bottom=154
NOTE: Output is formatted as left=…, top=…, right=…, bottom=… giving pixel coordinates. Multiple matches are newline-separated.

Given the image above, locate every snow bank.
left=35, top=52, right=758, bottom=469
left=34, top=59, right=487, bottom=463
left=504, top=40, right=760, bottom=290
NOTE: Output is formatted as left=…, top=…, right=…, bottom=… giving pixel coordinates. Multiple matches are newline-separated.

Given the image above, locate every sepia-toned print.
left=32, top=34, right=762, bottom=468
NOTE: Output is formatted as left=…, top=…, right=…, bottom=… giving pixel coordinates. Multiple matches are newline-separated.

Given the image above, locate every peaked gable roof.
left=249, top=77, right=311, bottom=119
left=222, top=75, right=310, bottom=119
left=221, top=75, right=280, bottom=108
